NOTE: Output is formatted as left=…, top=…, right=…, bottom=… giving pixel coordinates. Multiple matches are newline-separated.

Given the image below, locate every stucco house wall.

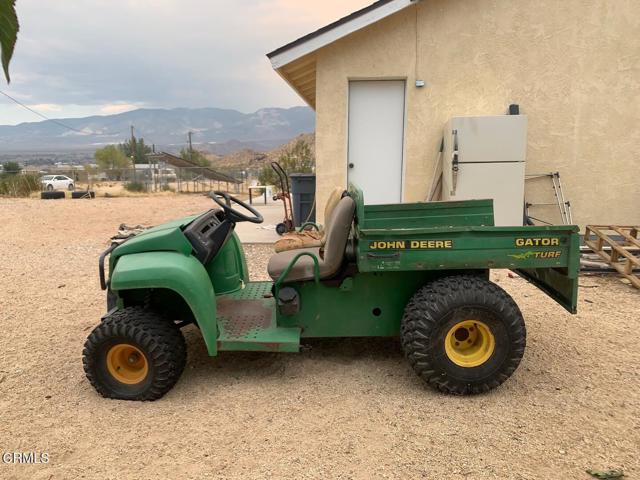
left=313, top=0, right=640, bottom=227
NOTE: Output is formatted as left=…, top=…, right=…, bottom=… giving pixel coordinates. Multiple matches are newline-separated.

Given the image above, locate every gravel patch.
left=0, top=195, right=638, bottom=479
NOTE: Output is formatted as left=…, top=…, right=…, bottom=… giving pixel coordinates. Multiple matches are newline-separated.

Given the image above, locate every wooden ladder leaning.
left=584, top=225, right=640, bottom=289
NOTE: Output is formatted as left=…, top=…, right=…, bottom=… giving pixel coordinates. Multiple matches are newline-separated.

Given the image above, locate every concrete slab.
left=234, top=202, right=284, bottom=243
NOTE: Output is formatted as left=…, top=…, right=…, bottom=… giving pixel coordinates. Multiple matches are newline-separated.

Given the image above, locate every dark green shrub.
left=124, top=181, right=146, bottom=193
left=1, top=161, right=22, bottom=176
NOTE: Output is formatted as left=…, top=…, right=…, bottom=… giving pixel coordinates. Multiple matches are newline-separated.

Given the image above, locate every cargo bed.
left=350, top=186, right=580, bottom=313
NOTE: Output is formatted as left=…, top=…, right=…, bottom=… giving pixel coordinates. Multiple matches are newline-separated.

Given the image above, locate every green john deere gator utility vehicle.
left=83, top=185, right=580, bottom=400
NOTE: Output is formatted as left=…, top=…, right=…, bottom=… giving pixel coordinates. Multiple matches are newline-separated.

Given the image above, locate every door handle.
left=451, top=129, right=459, bottom=196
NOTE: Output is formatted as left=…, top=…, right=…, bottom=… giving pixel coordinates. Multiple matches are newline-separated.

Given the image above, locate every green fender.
left=110, top=251, right=218, bottom=355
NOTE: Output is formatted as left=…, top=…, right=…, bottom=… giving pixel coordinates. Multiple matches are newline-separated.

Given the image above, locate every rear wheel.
left=82, top=307, right=187, bottom=400
left=401, top=275, right=526, bottom=395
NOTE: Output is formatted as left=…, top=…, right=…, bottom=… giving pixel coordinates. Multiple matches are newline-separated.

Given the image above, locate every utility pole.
left=151, top=143, right=157, bottom=191
left=188, top=131, right=193, bottom=162
left=147, top=143, right=153, bottom=192
left=130, top=125, right=137, bottom=183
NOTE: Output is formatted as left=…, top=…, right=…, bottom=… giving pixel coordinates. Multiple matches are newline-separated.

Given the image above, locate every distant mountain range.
left=0, top=106, right=315, bottom=153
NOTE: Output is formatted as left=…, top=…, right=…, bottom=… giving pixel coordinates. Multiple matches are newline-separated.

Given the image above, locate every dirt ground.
left=0, top=195, right=638, bottom=480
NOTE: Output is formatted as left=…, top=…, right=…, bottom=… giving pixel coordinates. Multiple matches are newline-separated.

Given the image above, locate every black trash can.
left=290, top=173, right=316, bottom=227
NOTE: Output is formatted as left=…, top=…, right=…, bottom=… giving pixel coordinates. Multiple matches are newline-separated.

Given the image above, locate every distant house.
left=268, top=0, right=639, bottom=226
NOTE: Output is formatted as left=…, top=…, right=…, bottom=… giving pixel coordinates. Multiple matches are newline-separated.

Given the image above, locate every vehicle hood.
left=134, top=214, right=202, bottom=236
left=109, top=212, right=206, bottom=269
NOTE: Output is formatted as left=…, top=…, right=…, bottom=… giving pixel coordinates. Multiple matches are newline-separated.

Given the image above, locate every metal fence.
left=35, top=164, right=248, bottom=194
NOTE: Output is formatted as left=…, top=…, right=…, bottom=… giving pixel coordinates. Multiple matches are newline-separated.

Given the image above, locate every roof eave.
left=267, top=0, right=414, bottom=70
left=274, top=65, right=316, bottom=110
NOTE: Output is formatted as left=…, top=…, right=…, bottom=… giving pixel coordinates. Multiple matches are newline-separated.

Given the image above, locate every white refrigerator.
left=442, top=115, right=528, bottom=226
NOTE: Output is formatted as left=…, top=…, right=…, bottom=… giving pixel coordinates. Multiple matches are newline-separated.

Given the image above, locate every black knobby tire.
left=83, top=307, right=187, bottom=401
left=401, top=275, right=526, bottom=395
left=41, top=191, right=65, bottom=200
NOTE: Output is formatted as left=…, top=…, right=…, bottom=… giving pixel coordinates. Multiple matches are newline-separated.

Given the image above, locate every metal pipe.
left=554, top=172, right=568, bottom=223
left=566, top=202, right=574, bottom=224
left=550, top=172, right=568, bottom=224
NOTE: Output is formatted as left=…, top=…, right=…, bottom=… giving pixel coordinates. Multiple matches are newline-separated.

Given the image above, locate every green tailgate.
left=350, top=185, right=580, bottom=314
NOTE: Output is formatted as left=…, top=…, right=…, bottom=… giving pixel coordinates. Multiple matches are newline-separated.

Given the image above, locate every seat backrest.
left=323, top=187, right=345, bottom=227
left=321, top=196, right=355, bottom=276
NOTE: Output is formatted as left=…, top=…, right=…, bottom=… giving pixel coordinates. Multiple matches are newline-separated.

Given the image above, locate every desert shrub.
left=124, top=181, right=146, bottom=193
left=0, top=174, right=40, bottom=197
left=258, top=139, right=314, bottom=188
left=160, top=184, right=175, bottom=192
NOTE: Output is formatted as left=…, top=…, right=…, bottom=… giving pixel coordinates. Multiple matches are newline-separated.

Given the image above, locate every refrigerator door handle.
left=451, top=129, right=459, bottom=195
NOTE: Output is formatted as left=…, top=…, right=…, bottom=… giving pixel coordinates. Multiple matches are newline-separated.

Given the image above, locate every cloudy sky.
left=0, top=0, right=369, bottom=125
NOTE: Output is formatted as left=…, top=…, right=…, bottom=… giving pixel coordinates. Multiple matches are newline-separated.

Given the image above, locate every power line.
left=0, top=89, right=93, bottom=135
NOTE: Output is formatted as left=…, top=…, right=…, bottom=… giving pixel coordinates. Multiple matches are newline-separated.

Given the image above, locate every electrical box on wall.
left=442, top=115, right=528, bottom=226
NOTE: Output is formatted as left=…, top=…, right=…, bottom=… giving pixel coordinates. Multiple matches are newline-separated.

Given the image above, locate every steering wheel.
left=210, top=191, right=264, bottom=224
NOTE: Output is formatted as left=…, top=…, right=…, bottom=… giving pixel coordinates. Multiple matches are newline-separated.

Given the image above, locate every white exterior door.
left=348, top=80, right=405, bottom=205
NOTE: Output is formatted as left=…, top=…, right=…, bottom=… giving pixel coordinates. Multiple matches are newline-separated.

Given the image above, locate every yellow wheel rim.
left=106, top=344, right=148, bottom=384
left=445, top=320, right=495, bottom=368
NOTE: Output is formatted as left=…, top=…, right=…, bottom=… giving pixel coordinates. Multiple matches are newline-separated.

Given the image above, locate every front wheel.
left=82, top=307, right=187, bottom=401
left=68, top=183, right=75, bottom=191
left=46, top=184, right=53, bottom=191
left=401, top=275, right=526, bottom=395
